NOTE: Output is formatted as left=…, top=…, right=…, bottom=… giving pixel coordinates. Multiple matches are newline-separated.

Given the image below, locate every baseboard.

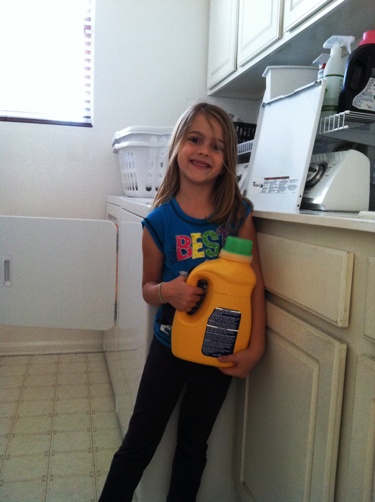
left=0, top=326, right=104, bottom=356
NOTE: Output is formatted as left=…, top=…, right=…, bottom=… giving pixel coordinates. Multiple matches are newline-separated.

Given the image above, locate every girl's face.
left=177, top=113, right=225, bottom=187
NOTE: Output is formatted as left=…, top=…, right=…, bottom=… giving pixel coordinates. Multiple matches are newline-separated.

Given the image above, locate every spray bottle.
left=321, top=35, right=354, bottom=118
left=313, top=53, right=330, bottom=80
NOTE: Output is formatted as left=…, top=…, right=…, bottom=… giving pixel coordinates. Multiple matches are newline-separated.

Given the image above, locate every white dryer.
left=105, top=195, right=240, bottom=502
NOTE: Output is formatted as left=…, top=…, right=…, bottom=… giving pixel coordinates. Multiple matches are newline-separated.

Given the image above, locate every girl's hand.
left=162, top=275, right=204, bottom=312
left=218, top=344, right=264, bottom=379
left=142, top=229, right=203, bottom=310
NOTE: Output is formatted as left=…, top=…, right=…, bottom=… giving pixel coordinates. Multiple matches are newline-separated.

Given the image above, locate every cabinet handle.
left=1, top=257, right=11, bottom=287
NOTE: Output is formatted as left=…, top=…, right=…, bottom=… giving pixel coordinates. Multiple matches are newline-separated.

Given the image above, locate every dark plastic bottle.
left=338, top=30, right=375, bottom=115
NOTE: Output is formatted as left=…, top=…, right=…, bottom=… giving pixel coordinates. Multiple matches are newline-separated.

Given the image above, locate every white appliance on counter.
left=105, top=195, right=240, bottom=502
left=245, top=81, right=372, bottom=213
left=301, top=150, right=370, bottom=211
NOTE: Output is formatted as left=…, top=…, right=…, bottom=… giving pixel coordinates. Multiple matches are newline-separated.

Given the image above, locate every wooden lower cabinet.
left=345, top=355, right=375, bottom=502
left=237, top=302, right=346, bottom=502
left=234, top=215, right=375, bottom=501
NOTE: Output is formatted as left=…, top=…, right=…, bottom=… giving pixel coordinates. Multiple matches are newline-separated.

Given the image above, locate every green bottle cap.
left=224, top=236, right=253, bottom=256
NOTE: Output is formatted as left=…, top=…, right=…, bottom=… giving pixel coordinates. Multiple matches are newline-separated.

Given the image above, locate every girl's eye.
left=188, top=136, right=201, bottom=144
left=212, top=143, right=224, bottom=152
left=186, top=135, right=223, bottom=152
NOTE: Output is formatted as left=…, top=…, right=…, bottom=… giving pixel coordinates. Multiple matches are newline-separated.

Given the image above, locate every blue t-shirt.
left=142, top=197, right=251, bottom=348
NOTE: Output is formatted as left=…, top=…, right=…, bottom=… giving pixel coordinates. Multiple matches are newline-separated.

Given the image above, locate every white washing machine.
left=105, top=195, right=240, bottom=502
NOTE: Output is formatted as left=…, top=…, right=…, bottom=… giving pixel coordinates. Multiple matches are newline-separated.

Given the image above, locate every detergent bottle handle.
left=188, top=277, right=208, bottom=315
left=181, top=269, right=209, bottom=315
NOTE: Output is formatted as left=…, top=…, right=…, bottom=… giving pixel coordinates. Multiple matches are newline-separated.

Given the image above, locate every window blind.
left=0, top=0, right=94, bottom=127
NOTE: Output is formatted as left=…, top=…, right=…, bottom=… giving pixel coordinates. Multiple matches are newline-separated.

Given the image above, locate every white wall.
left=0, top=0, right=259, bottom=220
left=0, top=0, right=207, bottom=219
left=0, top=0, right=260, bottom=354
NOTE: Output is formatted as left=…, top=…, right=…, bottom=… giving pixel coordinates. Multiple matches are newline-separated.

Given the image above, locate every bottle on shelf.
left=313, top=53, right=330, bottom=80
left=320, top=35, right=354, bottom=118
left=338, top=30, right=375, bottom=115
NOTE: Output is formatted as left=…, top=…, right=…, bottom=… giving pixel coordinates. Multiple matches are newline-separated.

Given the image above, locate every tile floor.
left=0, top=352, right=123, bottom=502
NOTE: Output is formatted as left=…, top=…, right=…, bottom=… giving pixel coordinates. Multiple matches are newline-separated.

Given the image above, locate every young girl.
left=99, top=102, right=266, bottom=502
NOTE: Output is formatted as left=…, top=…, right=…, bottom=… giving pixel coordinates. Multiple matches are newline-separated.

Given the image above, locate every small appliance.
left=301, top=149, right=370, bottom=211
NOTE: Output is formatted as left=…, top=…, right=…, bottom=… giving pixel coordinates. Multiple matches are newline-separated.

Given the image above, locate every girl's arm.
left=142, top=228, right=203, bottom=311
left=218, top=213, right=266, bottom=378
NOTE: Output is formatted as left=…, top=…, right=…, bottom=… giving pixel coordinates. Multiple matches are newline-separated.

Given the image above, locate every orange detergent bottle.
left=171, top=236, right=256, bottom=367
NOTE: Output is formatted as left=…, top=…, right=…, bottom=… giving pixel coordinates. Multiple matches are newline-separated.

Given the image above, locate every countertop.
left=253, top=210, right=375, bottom=234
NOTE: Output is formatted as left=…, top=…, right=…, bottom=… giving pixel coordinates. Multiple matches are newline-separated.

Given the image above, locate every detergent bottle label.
left=201, top=308, right=241, bottom=358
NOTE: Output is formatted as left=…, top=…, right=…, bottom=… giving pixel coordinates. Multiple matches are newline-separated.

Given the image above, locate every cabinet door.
left=283, top=0, right=332, bottom=32
left=364, top=257, right=375, bottom=342
left=345, top=355, right=375, bottom=502
left=0, top=216, right=116, bottom=330
left=257, top=233, right=354, bottom=327
left=237, top=0, right=282, bottom=67
left=240, top=302, right=346, bottom=501
left=207, top=0, right=238, bottom=89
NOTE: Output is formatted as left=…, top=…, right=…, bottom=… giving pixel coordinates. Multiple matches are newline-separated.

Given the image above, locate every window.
left=0, top=0, right=93, bottom=127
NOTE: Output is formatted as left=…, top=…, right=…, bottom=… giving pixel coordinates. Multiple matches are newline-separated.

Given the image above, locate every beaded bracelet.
left=158, top=282, right=166, bottom=304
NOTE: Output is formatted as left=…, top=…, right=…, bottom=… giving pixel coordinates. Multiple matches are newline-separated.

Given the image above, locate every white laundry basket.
left=113, top=126, right=173, bottom=197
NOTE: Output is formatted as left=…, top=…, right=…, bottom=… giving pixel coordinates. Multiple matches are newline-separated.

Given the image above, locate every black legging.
left=99, top=337, right=232, bottom=502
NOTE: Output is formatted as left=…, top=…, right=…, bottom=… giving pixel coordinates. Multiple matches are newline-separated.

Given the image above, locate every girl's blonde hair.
left=153, top=102, right=250, bottom=229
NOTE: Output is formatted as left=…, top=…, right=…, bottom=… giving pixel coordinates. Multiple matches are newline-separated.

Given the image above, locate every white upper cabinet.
left=237, top=0, right=283, bottom=67
left=207, top=0, right=374, bottom=97
left=283, top=0, right=332, bottom=32
left=207, top=0, right=238, bottom=89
